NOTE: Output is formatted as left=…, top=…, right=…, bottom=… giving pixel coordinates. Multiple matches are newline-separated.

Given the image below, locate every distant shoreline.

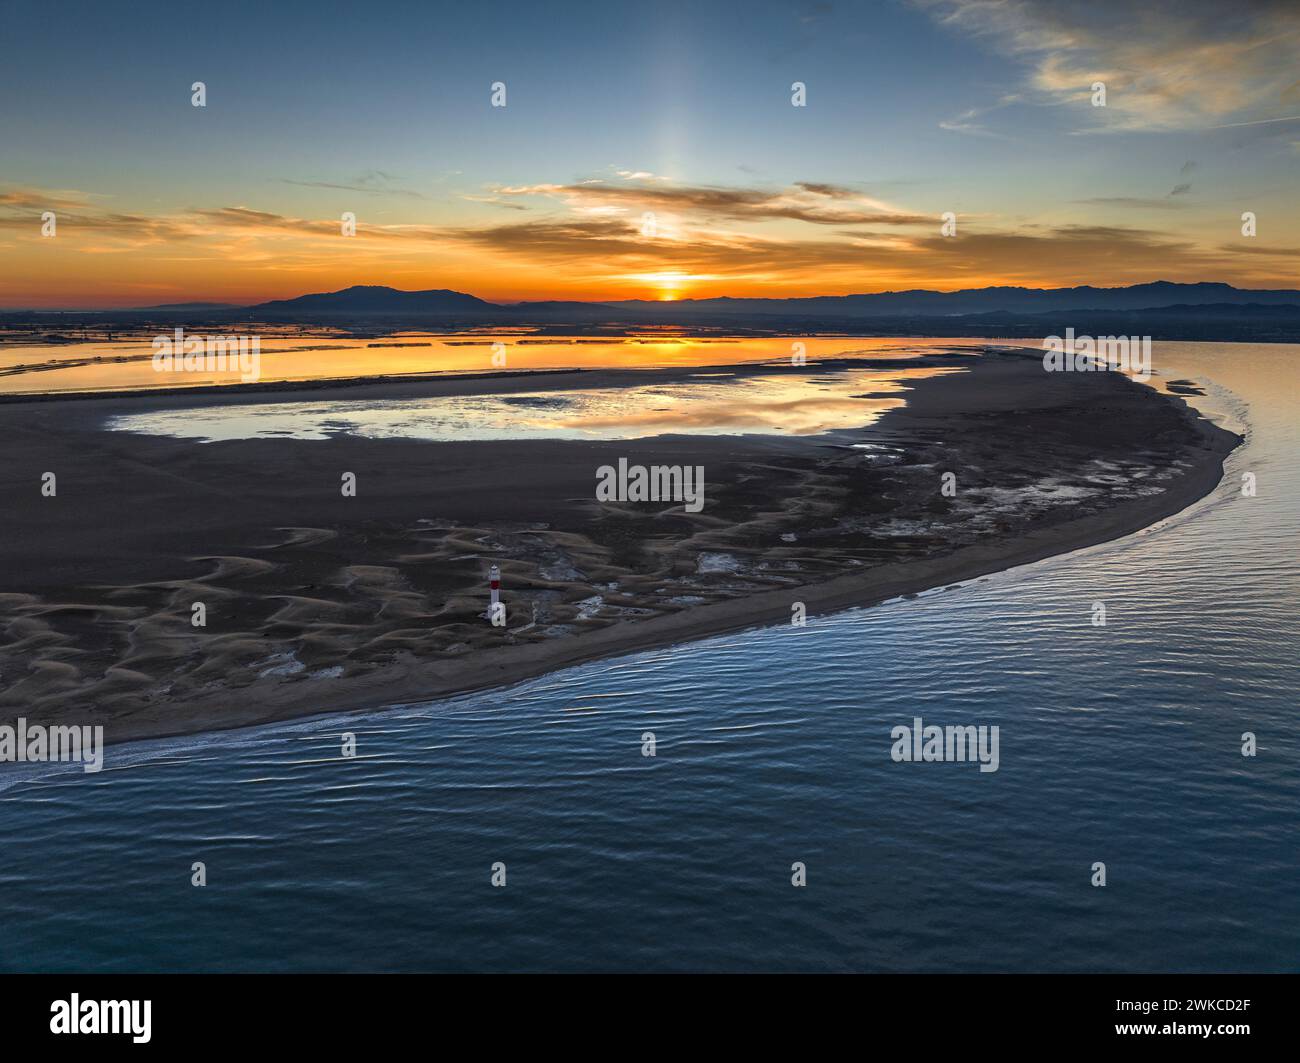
left=0, top=366, right=593, bottom=405
left=4, top=313, right=1300, bottom=344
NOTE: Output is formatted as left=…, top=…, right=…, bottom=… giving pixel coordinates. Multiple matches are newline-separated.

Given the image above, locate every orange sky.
left=5, top=181, right=1299, bottom=309
left=3, top=1, right=1298, bottom=308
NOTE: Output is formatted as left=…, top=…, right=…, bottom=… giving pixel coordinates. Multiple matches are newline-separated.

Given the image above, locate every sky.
left=1, top=0, right=1298, bottom=308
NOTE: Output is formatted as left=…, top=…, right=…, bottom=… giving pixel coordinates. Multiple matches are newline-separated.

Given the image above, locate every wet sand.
left=0, top=348, right=1240, bottom=745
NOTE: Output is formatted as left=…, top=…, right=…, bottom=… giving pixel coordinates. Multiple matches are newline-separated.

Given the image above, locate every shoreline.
left=0, top=349, right=1242, bottom=749
left=110, top=401, right=1236, bottom=748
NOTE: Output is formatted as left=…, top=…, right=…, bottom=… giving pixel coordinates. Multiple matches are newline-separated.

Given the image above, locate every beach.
left=0, top=347, right=1239, bottom=744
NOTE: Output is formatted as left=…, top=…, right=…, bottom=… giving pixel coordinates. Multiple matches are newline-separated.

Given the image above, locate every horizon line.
left=5, top=277, right=1300, bottom=314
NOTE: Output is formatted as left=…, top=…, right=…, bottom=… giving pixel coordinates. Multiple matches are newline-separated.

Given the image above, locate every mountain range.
left=7, top=282, right=1300, bottom=343
left=240, top=281, right=1300, bottom=319
left=252, top=285, right=497, bottom=315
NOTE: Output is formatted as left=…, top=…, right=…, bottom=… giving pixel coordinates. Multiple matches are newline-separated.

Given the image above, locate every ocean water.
left=0, top=342, right=1296, bottom=972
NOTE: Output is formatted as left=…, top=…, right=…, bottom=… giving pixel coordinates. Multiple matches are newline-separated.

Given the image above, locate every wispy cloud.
left=432, top=212, right=1298, bottom=290
left=489, top=179, right=925, bottom=226
left=939, top=95, right=1021, bottom=137
left=917, top=0, right=1300, bottom=133
left=0, top=187, right=102, bottom=212
left=277, top=171, right=427, bottom=199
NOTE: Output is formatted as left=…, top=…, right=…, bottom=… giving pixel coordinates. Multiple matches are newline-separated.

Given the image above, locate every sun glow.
left=625, top=269, right=695, bottom=300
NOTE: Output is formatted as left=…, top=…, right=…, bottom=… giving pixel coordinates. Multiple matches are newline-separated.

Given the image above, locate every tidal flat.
left=0, top=345, right=1238, bottom=744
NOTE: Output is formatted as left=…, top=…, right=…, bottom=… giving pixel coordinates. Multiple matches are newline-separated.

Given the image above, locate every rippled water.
left=1, top=342, right=1296, bottom=972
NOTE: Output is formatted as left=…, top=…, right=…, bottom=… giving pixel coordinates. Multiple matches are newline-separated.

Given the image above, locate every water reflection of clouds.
left=109, top=365, right=964, bottom=443
left=2, top=334, right=984, bottom=395
left=549, top=396, right=900, bottom=435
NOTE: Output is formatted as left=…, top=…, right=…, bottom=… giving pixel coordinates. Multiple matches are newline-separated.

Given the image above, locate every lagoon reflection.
left=106, top=365, right=961, bottom=442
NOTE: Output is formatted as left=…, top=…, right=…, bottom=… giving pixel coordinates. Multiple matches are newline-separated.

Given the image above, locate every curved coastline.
left=0, top=349, right=1242, bottom=749
left=153, top=401, right=1237, bottom=746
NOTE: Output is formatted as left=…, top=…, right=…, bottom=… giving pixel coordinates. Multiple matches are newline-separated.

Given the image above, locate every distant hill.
left=243, top=280, right=1300, bottom=322
left=250, top=285, right=499, bottom=316
left=606, top=281, right=1300, bottom=317
left=12, top=282, right=1294, bottom=341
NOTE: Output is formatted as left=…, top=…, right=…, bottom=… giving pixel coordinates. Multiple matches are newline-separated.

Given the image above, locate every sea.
left=0, top=340, right=1295, bottom=972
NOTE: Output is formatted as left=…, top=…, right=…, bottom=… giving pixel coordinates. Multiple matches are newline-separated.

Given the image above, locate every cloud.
left=916, top=0, right=1300, bottom=133
left=431, top=210, right=1297, bottom=290
left=9, top=177, right=1296, bottom=296
left=0, top=189, right=202, bottom=245
left=0, top=186, right=101, bottom=212
left=491, top=179, right=925, bottom=226
left=939, top=114, right=1002, bottom=137
left=278, top=171, right=427, bottom=199
left=0, top=195, right=447, bottom=252
left=939, top=96, right=1022, bottom=137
